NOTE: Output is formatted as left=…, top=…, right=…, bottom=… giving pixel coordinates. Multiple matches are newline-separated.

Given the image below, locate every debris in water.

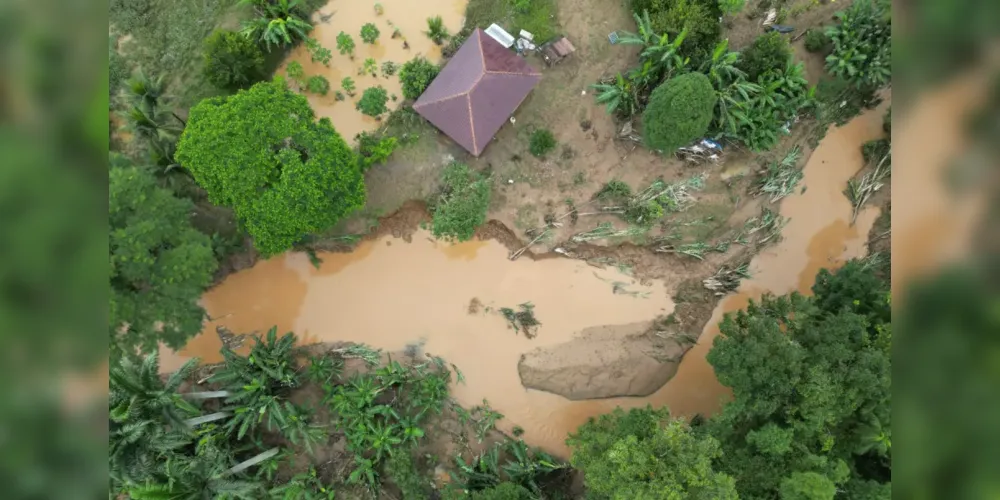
left=499, top=302, right=541, bottom=338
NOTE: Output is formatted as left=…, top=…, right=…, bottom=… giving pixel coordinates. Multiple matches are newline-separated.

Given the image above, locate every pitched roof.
left=413, top=29, right=542, bottom=156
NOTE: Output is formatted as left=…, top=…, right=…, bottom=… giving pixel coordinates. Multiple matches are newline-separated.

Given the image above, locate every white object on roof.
left=519, top=29, right=534, bottom=41
left=486, top=24, right=516, bottom=48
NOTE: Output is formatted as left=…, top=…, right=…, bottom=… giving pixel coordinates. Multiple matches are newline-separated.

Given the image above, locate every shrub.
left=305, top=37, right=332, bottom=65
left=738, top=32, right=792, bottom=81
left=399, top=57, right=439, bottom=100
left=362, top=57, right=378, bottom=77
left=356, top=132, right=398, bottom=169
left=306, top=75, right=330, bottom=95
left=426, top=16, right=450, bottom=45
left=717, top=0, right=745, bottom=15
left=642, top=72, right=716, bottom=152
left=649, top=0, right=722, bottom=63
left=432, top=162, right=491, bottom=241
left=528, top=129, right=557, bottom=158
left=286, top=60, right=305, bottom=81
left=381, top=61, right=398, bottom=77
left=826, top=0, right=891, bottom=88
left=175, top=80, right=365, bottom=256
left=360, top=23, right=380, bottom=44
left=336, top=31, right=356, bottom=58
left=201, top=30, right=265, bottom=90
left=719, top=61, right=812, bottom=151
left=356, top=86, right=389, bottom=117
left=341, top=76, right=356, bottom=96
left=804, top=28, right=832, bottom=54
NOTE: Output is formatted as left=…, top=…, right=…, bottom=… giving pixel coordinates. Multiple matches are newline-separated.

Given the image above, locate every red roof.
left=413, top=29, right=542, bottom=156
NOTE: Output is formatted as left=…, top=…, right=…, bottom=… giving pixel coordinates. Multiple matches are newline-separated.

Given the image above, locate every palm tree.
left=241, top=0, right=313, bottom=51
left=425, top=16, right=450, bottom=45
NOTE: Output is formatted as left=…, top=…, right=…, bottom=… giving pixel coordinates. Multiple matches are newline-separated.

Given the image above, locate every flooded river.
left=282, top=0, right=467, bottom=142
left=162, top=102, right=891, bottom=456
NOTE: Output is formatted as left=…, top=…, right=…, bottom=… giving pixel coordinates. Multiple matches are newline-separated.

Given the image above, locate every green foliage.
left=356, top=132, right=399, bottom=170
left=510, top=0, right=560, bottom=45
left=381, top=61, right=399, bottom=77
left=813, top=76, right=878, bottom=127
left=717, top=0, right=745, bottom=15
left=738, top=32, right=792, bottom=81
left=529, top=129, right=557, bottom=158
left=715, top=60, right=812, bottom=152
left=306, top=75, right=331, bottom=95
left=356, top=86, right=390, bottom=117
left=109, top=165, right=216, bottom=358
left=341, top=76, right=357, bottom=96
left=305, top=37, right=333, bottom=66
left=386, top=450, right=431, bottom=499
left=632, top=0, right=721, bottom=64
left=705, top=263, right=891, bottom=498
left=241, top=0, right=314, bottom=52
left=362, top=57, right=379, bottom=77
left=202, top=30, right=266, bottom=91
left=567, top=406, right=738, bottom=499
left=826, top=0, right=891, bottom=88
left=270, top=466, right=336, bottom=499
left=779, top=472, right=837, bottom=500
left=431, top=162, right=492, bottom=241
left=642, top=72, right=717, bottom=152
left=426, top=16, right=451, bottom=45
left=591, top=73, right=640, bottom=118
left=286, top=60, right=305, bottom=81
left=470, top=482, right=534, bottom=499
left=360, top=22, right=381, bottom=44
left=618, top=11, right=690, bottom=87
left=176, top=79, right=365, bottom=257
left=451, top=439, right=567, bottom=495
left=336, top=31, right=356, bottom=57
left=399, top=56, right=440, bottom=100
left=804, top=29, right=832, bottom=54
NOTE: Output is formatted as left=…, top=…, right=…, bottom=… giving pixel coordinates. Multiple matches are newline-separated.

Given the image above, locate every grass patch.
left=459, top=0, right=561, bottom=46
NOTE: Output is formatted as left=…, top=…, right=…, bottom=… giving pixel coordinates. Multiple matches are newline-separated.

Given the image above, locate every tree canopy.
left=642, top=72, right=717, bottom=152
left=705, top=260, right=892, bottom=499
left=567, top=405, right=737, bottom=500
left=176, top=79, right=365, bottom=257
left=109, top=164, right=217, bottom=358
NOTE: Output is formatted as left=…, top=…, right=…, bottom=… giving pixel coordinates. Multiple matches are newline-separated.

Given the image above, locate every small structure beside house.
left=540, top=36, right=576, bottom=66
left=413, top=28, right=542, bottom=157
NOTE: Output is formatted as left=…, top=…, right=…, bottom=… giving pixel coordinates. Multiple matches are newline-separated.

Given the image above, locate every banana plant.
left=699, top=39, right=745, bottom=90
left=347, top=456, right=380, bottom=493
left=366, top=420, right=403, bottom=461
left=616, top=10, right=658, bottom=47
left=590, top=73, right=639, bottom=117
left=639, top=27, right=689, bottom=80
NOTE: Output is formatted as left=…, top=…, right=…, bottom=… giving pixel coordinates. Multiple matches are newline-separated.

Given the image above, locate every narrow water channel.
left=281, top=0, right=467, bottom=142
left=162, top=101, right=891, bottom=457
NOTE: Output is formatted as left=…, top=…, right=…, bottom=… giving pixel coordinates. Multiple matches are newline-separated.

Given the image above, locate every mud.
left=281, top=0, right=467, bottom=142
left=518, top=322, right=685, bottom=400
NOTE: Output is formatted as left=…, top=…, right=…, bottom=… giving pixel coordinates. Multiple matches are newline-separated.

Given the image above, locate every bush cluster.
left=399, top=57, right=440, bottom=100
left=528, top=129, right=557, bottom=158
left=201, top=30, right=266, bottom=90
left=431, top=162, right=492, bottom=241
left=642, top=72, right=716, bottom=152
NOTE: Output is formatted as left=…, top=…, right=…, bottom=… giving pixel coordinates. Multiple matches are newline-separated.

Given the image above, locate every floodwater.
left=159, top=234, right=675, bottom=454
left=161, top=100, right=893, bottom=457
left=281, top=0, right=467, bottom=142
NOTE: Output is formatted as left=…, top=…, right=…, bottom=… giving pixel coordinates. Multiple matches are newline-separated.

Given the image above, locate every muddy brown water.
left=281, top=0, right=467, bottom=142
left=161, top=101, right=891, bottom=456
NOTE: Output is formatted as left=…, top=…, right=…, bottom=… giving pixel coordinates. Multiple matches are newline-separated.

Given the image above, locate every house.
left=413, top=28, right=542, bottom=156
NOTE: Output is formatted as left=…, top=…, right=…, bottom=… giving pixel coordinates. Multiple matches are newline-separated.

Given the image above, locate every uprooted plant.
left=499, top=302, right=541, bottom=338
left=753, top=146, right=803, bottom=202
left=593, top=174, right=707, bottom=227
left=845, top=152, right=890, bottom=224
left=703, top=262, right=752, bottom=295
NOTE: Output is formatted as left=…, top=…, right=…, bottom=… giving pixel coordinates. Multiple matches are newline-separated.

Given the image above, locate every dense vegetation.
left=431, top=162, right=493, bottom=241
left=176, top=79, right=365, bottom=257
left=201, top=30, right=266, bottom=91
left=399, top=57, right=440, bottom=100
left=569, top=261, right=893, bottom=499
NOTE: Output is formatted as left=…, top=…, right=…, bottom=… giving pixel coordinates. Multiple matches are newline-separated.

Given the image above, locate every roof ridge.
left=412, top=90, right=470, bottom=108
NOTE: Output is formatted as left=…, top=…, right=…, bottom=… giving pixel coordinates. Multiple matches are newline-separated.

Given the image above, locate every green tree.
left=109, top=165, right=217, bottom=358
left=360, top=23, right=380, bottom=44
left=567, top=406, right=737, bottom=500
left=306, top=75, right=330, bottom=95
left=305, top=37, right=332, bottom=66
left=738, top=32, right=792, bottom=81
left=705, top=262, right=891, bottom=499
left=342, top=76, right=357, bottom=96
left=356, top=86, right=389, bottom=117
left=650, top=0, right=721, bottom=63
left=176, top=79, right=365, bottom=257
left=425, top=16, right=450, bottom=45
left=202, top=30, right=266, bottom=90
left=642, top=72, right=716, bottom=152
left=336, top=31, right=356, bottom=58
left=399, top=56, right=439, bottom=100
left=779, top=472, right=837, bottom=500
left=825, top=0, right=891, bottom=88
left=431, top=162, right=491, bottom=241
